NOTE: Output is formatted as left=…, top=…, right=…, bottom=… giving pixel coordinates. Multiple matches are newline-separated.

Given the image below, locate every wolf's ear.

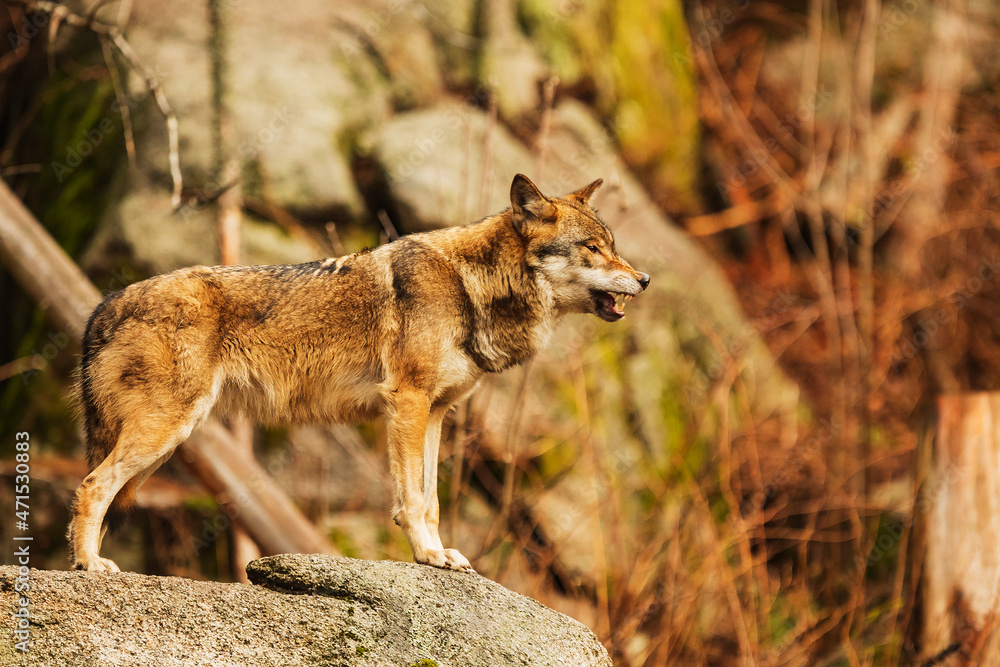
left=511, top=174, right=557, bottom=236
left=568, top=178, right=604, bottom=205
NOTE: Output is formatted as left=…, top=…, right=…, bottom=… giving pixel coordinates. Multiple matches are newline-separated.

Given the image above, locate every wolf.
left=68, top=174, right=650, bottom=573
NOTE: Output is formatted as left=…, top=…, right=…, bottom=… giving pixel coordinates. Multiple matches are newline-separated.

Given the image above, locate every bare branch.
left=21, top=0, right=183, bottom=209
left=100, top=35, right=136, bottom=170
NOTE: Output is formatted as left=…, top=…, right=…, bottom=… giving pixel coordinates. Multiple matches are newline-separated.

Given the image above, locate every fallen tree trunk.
left=0, top=178, right=334, bottom=562
left=0, top=182, right=100, bottom=342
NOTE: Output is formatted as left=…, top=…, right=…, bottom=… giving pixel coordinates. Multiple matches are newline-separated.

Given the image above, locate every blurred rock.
left=373, top=102, right=534, bottom=230
left=337, top=1, right=445, bottom=109
left=531, top=473, right=602, bottom=584
left=418, top=0, right=480, bottom=85
left=0, top=555, right=612, bottom=666
left=377, top=98, right=796, bottom=421
left=225, top=2, right=382, bottom=219
left=81, top=185, right=324, bottom=275
left=478, top=0, right=549, bottom=119
left=544, top=100, right=797, bottom=416
left=120, top=0, right=392, bottom=219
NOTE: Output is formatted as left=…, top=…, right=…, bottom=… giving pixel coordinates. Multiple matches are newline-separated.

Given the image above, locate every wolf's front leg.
left=386, top=387, right=473, bottom=572
left=422, top=407, right=450, bottom=552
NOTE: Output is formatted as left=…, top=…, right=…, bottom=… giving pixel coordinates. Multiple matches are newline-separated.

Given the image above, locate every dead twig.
left=477, top=94, right=498, bottom=217
left=99, top=35, right=136, bottom=171
left=20, top=0, right=183, bottom=209
left=376, top=209, right=400, bottom=242
left=533, top=75, right=559, bottom=177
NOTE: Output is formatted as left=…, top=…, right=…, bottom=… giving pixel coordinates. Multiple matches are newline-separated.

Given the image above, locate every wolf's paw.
left=73, top=555, right=121, bottom=572
left=420, top=548, right=475, bottom=573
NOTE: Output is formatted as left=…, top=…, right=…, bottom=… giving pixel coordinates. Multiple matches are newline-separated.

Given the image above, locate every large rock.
left=374, top=102, right=535, bottom=230
left=543, top=100, right=797, bottom=415
left=81, top=184, right=326, bottom=275
left=0, top=554, right=611, bottom=666
left=115, top=0, right=395, bottom=218
left=478, top=0, right=549, bottom=119
left=79, top=0, right=427, bottom=274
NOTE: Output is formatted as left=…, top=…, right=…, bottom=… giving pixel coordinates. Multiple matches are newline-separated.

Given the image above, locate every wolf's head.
left=510, top=174, right=650, bottom=322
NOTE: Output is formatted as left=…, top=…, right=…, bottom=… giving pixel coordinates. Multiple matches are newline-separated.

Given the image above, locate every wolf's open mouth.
left=591, top=290, right=633, bottom=322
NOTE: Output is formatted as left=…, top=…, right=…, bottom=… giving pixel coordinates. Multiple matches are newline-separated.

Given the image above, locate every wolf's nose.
left=637, top=273, right=650, bottom=291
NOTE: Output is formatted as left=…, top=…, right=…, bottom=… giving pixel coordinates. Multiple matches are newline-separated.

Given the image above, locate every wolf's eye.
left=586, top=245, right=599, bottom=253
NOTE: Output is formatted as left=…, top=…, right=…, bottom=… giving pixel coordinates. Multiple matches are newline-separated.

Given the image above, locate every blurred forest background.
left=2, top=0, right=1000, bottom=664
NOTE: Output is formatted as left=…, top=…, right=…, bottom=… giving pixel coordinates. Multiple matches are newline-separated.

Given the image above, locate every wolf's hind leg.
left=68, top=423, right=187, bottom=572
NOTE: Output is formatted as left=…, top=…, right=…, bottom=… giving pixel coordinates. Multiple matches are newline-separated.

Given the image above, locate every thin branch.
left=376, top=209, right=400, bottom=242
left=0, top=354, right=44, bottom=382
left=533, top=75, right=559, bottom=177
left=325, top=222, right=346, bottom=257
left=45, top=3, right=64, bottom=74
left=107, top=29, right=182, bottom=209
left=100, top=35, right=136, bottom=171
left=0, top=3, right=31, bottom=75
left=478, top=94, right=498, bottom=216
left=22, top=0, right=183, bottom=209
left=0, top=164, right=42, bottom=176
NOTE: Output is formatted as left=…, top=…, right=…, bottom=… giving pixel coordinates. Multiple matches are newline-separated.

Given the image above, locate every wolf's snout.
left=637, top=273, right=650, bottom=291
